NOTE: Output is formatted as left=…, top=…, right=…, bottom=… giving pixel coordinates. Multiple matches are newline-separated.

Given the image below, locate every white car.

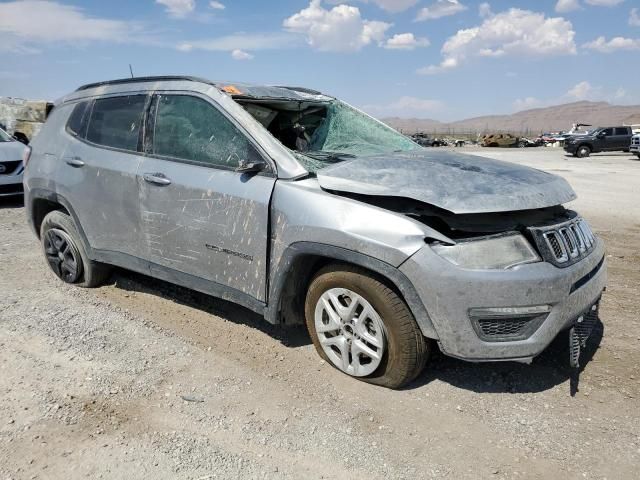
left=631, top=134, right=640, bottom=159
left=0, top=127, right=26, bottom=197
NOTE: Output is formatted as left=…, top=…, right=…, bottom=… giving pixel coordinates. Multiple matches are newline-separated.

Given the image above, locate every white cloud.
left=177, top=33, right=294, bottom=52
left=566, top=80, right=594, bottom=100
left=418, top=8, right=576, bottom=74
left=583, top=35, right=640, bottom=52
left=231, top=49, right=253, bottom=60
left=555, top=0, right=581, bottom=13
left=0, top=1, right=141, bottom=53
left=512, top=97, right=542, bottom=110
left=630, top=8, right=640, bottom=27
left=363, top=96, right=445, bottom=117
left=326, top=0, right=418, bottom=13
left=383, top=33, right=429, bottom=50
left=156, top=0, right=195, bottom=18
left=478, top=2, right=492, bottom=18
left=209, top=1, right=225, bottom=10
left=283, top=0, right=391, bottom=52
left=416, top=0, right=467, bottom=21
left=512, top=80, right=636, bottom=111
left=584, top=0, right=624, bottom=6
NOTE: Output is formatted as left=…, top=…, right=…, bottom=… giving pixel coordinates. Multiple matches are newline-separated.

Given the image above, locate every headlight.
left=432, top=233, right=541, bottom=270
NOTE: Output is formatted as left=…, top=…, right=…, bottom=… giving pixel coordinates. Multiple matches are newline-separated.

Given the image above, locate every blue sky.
left=0, top=0, right=638, bottom=120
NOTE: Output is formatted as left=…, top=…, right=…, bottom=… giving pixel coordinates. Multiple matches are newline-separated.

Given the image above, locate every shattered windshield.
left=241, top=97, right=421, bottom=174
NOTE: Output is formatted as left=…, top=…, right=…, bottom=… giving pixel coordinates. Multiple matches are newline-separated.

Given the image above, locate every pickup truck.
left=564, top=126, right=633, bottom=158
left=631, top=134, right=640, bottom=159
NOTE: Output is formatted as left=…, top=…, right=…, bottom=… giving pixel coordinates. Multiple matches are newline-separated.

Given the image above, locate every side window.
left=152, top=94, right=254, bottom=168
left=614, top=127, right=629, bottom=136
left=86, top=95, right=147, bottom=151
left=66, top=101, right=90, bottom=137
left=601, top=128, right=613, bottom=136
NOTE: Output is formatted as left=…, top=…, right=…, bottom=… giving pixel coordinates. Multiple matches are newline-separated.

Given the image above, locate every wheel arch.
left=265, top=242, right=439, bottom=339
left=27, top=189, right=94, bottom=257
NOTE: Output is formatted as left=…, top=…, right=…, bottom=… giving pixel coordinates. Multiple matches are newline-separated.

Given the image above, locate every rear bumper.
left=400, top=237, right=606, bottom=362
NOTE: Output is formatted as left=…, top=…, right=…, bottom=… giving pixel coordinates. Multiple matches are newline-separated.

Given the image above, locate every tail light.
left=22, top=145, right=32, bottom=167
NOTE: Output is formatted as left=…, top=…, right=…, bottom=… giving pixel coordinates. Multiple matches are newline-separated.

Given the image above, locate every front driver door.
left=137, top=92, right=276, bottom=302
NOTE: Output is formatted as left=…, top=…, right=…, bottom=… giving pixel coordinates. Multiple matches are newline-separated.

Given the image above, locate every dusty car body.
left=482, top=133, right=532, bottom=148
left=0, top=127, right=26, bottom=197
left=24, top=77, right=606, bottom=388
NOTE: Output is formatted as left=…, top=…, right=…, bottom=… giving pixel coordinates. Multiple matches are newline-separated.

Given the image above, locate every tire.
left=40, top=210, right=111, bottom=287
left=576, top=145, right=591, bottom=158
left=517, top=141, right=527, bottom=148
left=636, top=154, right=640, bottom=160
left=305, top=264, right=429, bottom=389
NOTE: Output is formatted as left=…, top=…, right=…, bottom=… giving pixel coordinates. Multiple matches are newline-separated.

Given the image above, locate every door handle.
left=143, top=173, right=172, bottom=186
left=64, top=156, right=85, bottom=168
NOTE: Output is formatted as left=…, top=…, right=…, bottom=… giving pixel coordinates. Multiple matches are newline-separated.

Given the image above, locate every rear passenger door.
left=613, top=127, right=631, bottom=150
left=137, top=92, right=276, bottom=302
left=59, top=94, right=148, bottom=257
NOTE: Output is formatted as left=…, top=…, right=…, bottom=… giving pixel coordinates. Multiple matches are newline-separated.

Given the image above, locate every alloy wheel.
left=314, top=288, right=386, bottom=377
left=43, top=228, right=82, bottom=283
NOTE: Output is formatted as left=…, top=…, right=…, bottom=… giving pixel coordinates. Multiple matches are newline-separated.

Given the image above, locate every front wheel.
left=305, top=264, right=429, bottom=389
left=576, top=145, right=591, bottom=158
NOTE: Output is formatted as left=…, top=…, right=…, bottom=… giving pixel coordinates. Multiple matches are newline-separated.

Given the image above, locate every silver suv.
left=24, top=77, right=606, bottom=388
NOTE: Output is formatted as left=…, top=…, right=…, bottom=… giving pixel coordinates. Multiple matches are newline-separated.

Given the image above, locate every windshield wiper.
left=302, top=151, right=356, bottom=162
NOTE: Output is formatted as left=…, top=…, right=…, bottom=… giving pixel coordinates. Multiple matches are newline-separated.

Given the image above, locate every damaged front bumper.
left=399, top=237, right=606, bottom=362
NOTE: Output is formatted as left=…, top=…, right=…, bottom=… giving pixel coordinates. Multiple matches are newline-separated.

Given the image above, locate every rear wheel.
left=305, top=264, right=429, bottom=389
left=40, top=210, right=111, bottom=287
left=576, top=145, right=591, bottom=158
left=517, top=140, right=527, bottom=148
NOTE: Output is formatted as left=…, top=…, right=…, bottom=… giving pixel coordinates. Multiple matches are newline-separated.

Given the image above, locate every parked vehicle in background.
left=564, top=126, right=633, bottom=158
left=482, top=133, right=531, bottom=148
left=630, top=134, right=640, bottom=159
left=0, top=97, right=54, bottom=144
left=0, top=127, right=26, bottom=197
left=25, top=76, right=606, bottom=388
left=410, top=133, right=433, bottom=147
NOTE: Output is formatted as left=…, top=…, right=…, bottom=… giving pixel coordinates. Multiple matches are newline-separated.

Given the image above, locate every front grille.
left=529, top=216, right=596, bottom=267
left=632, top=137, right=640, bottom=146
left=0, top=160, right=22, bottom=175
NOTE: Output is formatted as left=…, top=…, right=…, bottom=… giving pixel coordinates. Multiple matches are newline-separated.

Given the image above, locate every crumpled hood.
left=0, top=141, right=26, bottom=162
left=316, top=149, right=576, bottom=214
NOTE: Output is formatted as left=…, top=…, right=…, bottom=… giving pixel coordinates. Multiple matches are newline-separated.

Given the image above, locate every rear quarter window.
left=86, top=95, right=147, bottom=151
left=66, top=101, right=90, bottom=137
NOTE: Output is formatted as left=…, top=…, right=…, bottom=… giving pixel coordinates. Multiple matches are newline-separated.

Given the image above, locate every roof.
left=74, top=76, right=330, bottom=102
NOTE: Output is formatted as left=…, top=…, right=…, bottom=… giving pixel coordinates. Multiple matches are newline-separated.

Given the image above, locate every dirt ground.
left=1, top=147, right=639, bottom=479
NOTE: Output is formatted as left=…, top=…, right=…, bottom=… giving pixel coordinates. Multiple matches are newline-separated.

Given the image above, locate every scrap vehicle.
left=410, top=133, right=433, bottom=147
left=0, top=126, right=26, bottom=197
left=630, top=133, right=640, bottom=159
left=24, top=77, right=606, bottom=388
left=481, top=133, right=532, bottom=148
left=564, top=126, right=633, bottom=158
left=0, top=97, right=54, bottom=144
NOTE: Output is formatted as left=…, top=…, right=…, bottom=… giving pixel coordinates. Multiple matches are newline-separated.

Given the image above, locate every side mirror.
left=236, top=158, right=266, bottom=173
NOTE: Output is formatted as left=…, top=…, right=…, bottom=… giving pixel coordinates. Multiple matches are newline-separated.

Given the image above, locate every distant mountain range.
left=383, top=101, right=640, bottom=135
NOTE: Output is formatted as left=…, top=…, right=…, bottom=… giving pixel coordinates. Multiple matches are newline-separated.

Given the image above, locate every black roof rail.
left=75, top=76, right=215, bottom=92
